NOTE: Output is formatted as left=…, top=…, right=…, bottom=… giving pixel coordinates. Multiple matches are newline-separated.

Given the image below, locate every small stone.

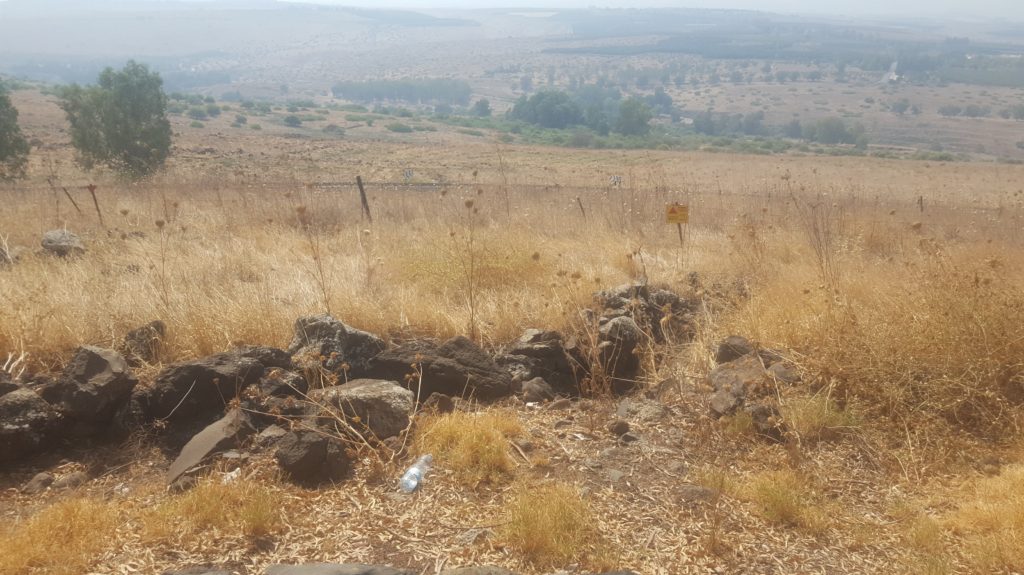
left=616, top=397, right=668, bottom=422
left=512, top=439, right=534, bottom=453
left=768, top=361, right=801, bottom=384
left=678, top=484, right=716, bottom=502
left=521, top=377, right=555, bottom=403
left=53, top=470, right=89, bottom=490
left=607, top=419, right=630, bottom=437
left=606, top=469, right=626, bottom=482
left=255, top=424, right=288, bottom=447
left=421, top=392, right=455, bottom=414
left=715, top=335, right=753, bottom=364
left=547, top=397, right=572, bottom=411
left=451, top=529, right=495, bottom=547
left=619, top=432, right=640, bottom=444
left=22, top=472, right=54, bottom=494
left=169, top=475, right=198, bottom=493
left=553, top=419, right=573, bottom=429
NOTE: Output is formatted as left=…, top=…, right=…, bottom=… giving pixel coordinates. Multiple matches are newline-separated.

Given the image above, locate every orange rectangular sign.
left=666, top=203, right=689, bottom=224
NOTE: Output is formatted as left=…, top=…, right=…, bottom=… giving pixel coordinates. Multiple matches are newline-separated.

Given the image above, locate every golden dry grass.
left=142, top=478, right=285, bottom=541
left=414, top=409, right=524, bottom=486
left=0, top=497, right=118, bottom=575
left=949, top=463, right=1024, bottom=572
left=781, top=393, right=858, bottom=445
left=742, top=470, right=829, bottom=533
left=501, top=482, right=613, bottom=570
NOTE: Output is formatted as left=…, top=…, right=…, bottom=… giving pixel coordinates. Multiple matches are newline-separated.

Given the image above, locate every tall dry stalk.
left=296, top=205, right=333, bottom=315
left=792, top=192, right=845, bottom=290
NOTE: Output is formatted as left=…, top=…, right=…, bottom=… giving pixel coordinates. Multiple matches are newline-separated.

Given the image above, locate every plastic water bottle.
left=399, top=454, right=433, bottom=493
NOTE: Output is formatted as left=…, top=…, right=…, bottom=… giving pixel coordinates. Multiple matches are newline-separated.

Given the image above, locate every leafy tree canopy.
left=59, top=61, right=172, bottom=179
left=0, top=82, right=30, bottom=181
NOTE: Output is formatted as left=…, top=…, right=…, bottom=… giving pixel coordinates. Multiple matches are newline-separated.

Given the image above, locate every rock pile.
left=706, top=335, right=801, bottom=441
left=3, top=283, right=701, bottom=485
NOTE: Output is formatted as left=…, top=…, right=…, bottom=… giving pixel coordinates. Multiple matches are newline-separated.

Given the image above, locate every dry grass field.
left=2, top=88, right=1024, bottom=574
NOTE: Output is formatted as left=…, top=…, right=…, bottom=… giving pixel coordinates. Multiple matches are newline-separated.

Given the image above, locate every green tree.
left=471, top=99, right=492, bottom=117
left=283, top=115, right=302, bottom=127
left=890, top=98, right=911, bottom=115
left=508, top=91, right=583, bottom=129
left=58, top=61, right=172, bottom=179
left=615, top=97, right=653, bottom=136
left=0, top=82, right=30, bottom=181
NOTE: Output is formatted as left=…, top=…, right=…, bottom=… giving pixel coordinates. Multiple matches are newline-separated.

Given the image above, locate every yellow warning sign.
left=666, top=203, right=689, bottom=224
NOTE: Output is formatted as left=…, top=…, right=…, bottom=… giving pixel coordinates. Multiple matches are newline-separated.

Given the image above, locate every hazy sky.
left=0, top=0, right=1021, bottom=20
left=282, top=0, right=1024, bottom=21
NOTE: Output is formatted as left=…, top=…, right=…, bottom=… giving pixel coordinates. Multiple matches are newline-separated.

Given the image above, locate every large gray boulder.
left=0, top=388, right=61, bottom=463
left=36, top=346, right=137, bottom=432
left=288, top=315, right=385, bottom=380
left=312, top=379, right=414, bottom=440
left=167, top=408, right=256, bottom=484
left=41, top=229, right=85, bottom=257
left=367, top=336, right=512, bottom=400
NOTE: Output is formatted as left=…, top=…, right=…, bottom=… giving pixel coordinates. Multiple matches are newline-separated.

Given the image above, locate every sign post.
left=666, top=202, right=690, bottom=264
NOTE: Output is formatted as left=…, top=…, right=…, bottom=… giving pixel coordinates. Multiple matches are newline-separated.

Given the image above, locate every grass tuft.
left=0, top=497, right=117, bottom=575
left=744, top=470, right=828, bottom=533
left=414, top=409, right=523, bottom=486
left=781, top=394, right=858, bottom=444
left=501, top=482, right=613, bottom=569
left=949, top=463, right=1024, bottom=572
left=142, top=478, right=284, bottom=541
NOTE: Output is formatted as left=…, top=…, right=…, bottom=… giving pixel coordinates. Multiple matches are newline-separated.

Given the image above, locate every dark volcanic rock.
left=597, top=316, right=645, bottom=394
left=421, top=392, right=454, bottom=414
left=0, top=371, right=19, bottom=397
left=52, top=470, right=89, bottom=490
left=367, top=336, right=512, bottom=400
left=36, top=346, right=137, bottom=432
left=121, top=320, right=166, bottom=366
left=521, top=377, right=555, bottom=403
left=707, top=352, right=769, bottom=416
left=21, top=471, right=55, bottom=494
left=288, top=315, right=385, bottom=379
left=130, top=350, right=265, bottom=424
left=0, top=388, right=61, bottom=463
left=501, top=329, right=585, bottom=394
left=255, top=369, right=309, bottom=398
left=167, top=408, right=256, bottom=484
left=274, top=430, right=352, bottom=485
left=715, top=335, right=754, bottom=364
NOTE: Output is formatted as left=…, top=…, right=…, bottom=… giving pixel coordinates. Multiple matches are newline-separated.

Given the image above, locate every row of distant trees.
left=508, top=90, right=655, bottom=136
